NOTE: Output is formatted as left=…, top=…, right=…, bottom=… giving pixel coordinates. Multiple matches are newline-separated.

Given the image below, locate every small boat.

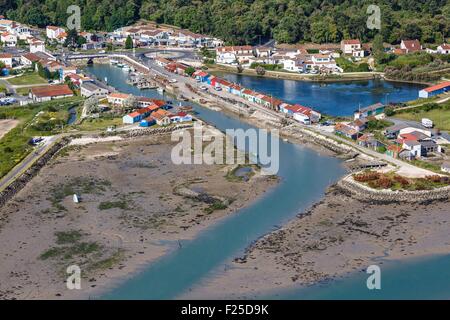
left=117, top=63, right=124, bottom=68
left=157, top=87, right=165, bottom=94
left=122, top=66, right=131, bottom=72
left=110, top=59, right=118, bottom=64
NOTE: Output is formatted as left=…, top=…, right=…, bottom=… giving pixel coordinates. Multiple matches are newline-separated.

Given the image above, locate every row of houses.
left=215, top=45, right=342, bottom=73
left=184, top=68, right=322, bottom=124
left=419, top=81, right=450, bottom=98
left=106, top=92, right=192, bottom=126
left=112, top=24, right=223, bottom=48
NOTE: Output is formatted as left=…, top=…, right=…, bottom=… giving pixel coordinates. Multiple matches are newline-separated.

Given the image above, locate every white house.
left=1, top=32, right=17, bottom=46
left=437, top=44, right=450, bottom=55
left=107, top=92, right=130, bottom=105
left=46, top=26, right=65, bottom=40
left=30, top=39, right=45, bottom=53
left=0, top=53, right=13, bottom=68
left=341, top=39, right=363, bottom=57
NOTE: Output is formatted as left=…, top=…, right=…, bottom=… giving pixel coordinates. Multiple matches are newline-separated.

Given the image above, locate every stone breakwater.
left=337, top=174, right=450, bottom=203
left=0, top=138, right=70, bottom=209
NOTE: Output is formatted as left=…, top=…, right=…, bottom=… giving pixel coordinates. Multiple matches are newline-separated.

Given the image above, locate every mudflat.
left=0, top=131, right=276, bottom=299
left=183, top=186, right=450, bottom=299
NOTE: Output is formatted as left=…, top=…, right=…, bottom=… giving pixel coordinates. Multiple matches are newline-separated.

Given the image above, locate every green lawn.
left=74, top=117, right=123, bottom=131
left=395, top=109, right=450, bottom=131
left=7, top=73, right=47, bottom=86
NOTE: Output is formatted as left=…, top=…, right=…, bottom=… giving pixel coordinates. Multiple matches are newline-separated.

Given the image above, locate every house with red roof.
left=419, top=81, right=450, bottom=98
left=169, top=111, right=193, bottom=123
left=400, top=40, right=422, bottom=53
left=29, top=84, right=73, bottom=102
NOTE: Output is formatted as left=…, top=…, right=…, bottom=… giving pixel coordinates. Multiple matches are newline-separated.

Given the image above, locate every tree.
left=236, top=64, right=244, bottom=73
left=185, top=66, right=196, bottom=77
left=125, top=35, right=133, bottom=50
left=372, top=34, right=385, bottom=62
left=124, top=95, right=137, bottom=112
left=84, top=96, right=100, bottom=115
left=64, top=29, right=80, bottom=48
left=255, top=66, right=266, bottom=76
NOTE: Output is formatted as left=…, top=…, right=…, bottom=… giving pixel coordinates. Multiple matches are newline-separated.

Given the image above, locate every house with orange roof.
left=46, top=26, right=65, bottom=40
left=151, top=109, right=172, bottom=126
left=419, top=81, right=450, bottom=98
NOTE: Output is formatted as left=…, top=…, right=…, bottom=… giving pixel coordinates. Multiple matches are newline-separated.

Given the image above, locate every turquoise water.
left=86, top=65, right=447, bottom=300
left=266, top=254, right=450, bottom=300
left=87, top=65, right=346, bottom=299
left=220, top=74, right=425, bottom=116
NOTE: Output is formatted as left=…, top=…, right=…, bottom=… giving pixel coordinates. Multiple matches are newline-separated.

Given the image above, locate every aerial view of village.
left=0, top=0, right=450, bottom=304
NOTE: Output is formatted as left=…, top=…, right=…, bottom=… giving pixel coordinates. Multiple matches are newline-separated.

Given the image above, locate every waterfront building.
left=341, top=39, right=364, bottom=57
left=81, top=82, right=109, bottom=98
left=419, top=81, right=450, bottom=98
left=354, top=103, right=385, bottom=120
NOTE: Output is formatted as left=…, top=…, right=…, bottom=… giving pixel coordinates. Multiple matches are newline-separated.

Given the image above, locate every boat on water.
left=117, top=63, right=124, bottom=68
left=157, top=87, right=165, bottom=94
left=122, top=66, right=131, bottom=72
left=110, top=59, right=118, bottom=64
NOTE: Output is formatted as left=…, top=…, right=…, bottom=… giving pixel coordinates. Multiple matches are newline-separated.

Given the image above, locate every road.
left=0, top=136, right=58, bottom=192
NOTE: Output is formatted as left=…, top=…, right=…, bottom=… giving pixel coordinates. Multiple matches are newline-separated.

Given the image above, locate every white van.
left=421, top=118, right=433, bottom=128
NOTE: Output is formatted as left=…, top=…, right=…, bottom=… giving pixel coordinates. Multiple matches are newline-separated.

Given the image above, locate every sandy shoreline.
left=182, top=185, right=450, bottom=299
left=0, top=128, right=277, bottom=299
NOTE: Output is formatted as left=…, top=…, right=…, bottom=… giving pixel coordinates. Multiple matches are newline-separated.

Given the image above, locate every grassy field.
left=7, top=73, right=47, bottom=86
left=395, top=108, right=450, bottom=131
left=0, top=97, right=83, bottom=178
left=74, top=117, right=123, bottom=131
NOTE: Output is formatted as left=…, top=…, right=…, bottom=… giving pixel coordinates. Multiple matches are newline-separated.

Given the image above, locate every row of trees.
left=2, top=0, right=450, bottom=45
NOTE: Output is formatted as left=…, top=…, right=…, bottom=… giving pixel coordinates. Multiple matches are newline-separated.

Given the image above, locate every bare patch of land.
left=183, top=187, right=450, bottom=299
left=0, top=119, right=19, bottom=140
left=0, top=131, right=277, bottom=299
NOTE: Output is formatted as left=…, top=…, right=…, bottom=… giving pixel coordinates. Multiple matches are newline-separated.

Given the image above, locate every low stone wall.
left=293, top=127, right=356, bottom=156
left=123, top=123, right=193, bottom=138
left=337, top=174, right=450, bottom=203
left=0, top=138, right=70, bottom=209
